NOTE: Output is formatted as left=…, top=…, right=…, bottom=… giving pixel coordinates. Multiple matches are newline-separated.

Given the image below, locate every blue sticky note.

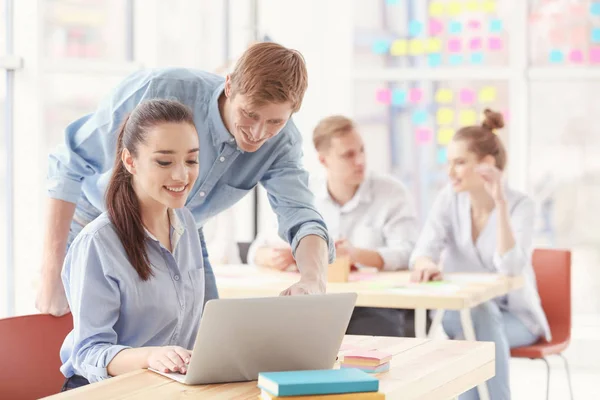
left=449, top=54, right=463, bottom=65
left=412, top=110, right=428, bottom=125
left=409, top=20, right=424, bottom=36
left=392, top=89, right=407, bottom=106
left=489, top=19, right=503, bottom=33
left=593, top=28, right=600, bottom=43
left=437, top=148, right=448, bottom=164
left=449, top=21, right=462, bottom=34
left=591, top=2, right=600, bottom=16
left=471, top=52, right=484, bottom=65
left=428, top=53, right=442, bottom=67
left=386, top=0, right=400, bottom=4
left=549, top=50, right=564, bottom=63
left=372, top=40, right=390, bottom=54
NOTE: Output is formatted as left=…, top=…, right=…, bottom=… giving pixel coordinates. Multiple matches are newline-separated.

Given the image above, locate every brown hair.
left=313, top=115, right=356, bottom=152
left=453, top=108, right=507, bottom=170
left=229, top=42, right=308, bottom=113
left=105, top=99, right=195, bottom=281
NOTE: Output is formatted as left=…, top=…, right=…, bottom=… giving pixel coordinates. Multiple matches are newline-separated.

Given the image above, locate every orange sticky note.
left=437, top=127, right=455, bottom=145
left=437, top=108, right=454, bottom=125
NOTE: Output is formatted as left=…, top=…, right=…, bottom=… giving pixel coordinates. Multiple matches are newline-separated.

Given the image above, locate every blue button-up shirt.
left=60, top=208, right=205, bottom=383
left=47, top=68, right=333, bottom=260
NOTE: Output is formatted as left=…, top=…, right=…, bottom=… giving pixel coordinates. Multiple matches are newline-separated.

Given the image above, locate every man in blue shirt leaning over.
left=37, top=42, right=334, bottom=316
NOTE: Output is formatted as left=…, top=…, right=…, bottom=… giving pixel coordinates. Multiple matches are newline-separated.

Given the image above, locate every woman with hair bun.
left=409, top=109, right=550, bottom=400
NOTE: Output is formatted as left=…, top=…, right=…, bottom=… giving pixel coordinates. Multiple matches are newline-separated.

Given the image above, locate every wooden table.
left=44, top=335, right=495, bottom=400
left=214, top=265, right=523, bottom=400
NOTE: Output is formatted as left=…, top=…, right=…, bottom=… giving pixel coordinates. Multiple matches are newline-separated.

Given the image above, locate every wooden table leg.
left=460, top=308, right=490, bottom=400
left=427, top=309, right=445, bottom=338
left=415, top=308, right=427, bottom=338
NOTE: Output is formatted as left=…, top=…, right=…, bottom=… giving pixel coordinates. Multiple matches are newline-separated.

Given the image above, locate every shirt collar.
left=318, top=172, right=373, bottom=211
left=209, top=82, right=238, bottom=149
left=144, top=209, right=186, bottom=252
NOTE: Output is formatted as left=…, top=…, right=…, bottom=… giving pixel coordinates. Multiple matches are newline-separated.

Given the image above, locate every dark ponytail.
left=105, top=99, right=195, bottom=281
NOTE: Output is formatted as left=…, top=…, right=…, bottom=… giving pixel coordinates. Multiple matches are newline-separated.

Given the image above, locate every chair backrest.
left=532, top=249, right=571, bottom=342
left=0, top=313, right=73, bottom=399
left=237, top=241, right=251, bottom=264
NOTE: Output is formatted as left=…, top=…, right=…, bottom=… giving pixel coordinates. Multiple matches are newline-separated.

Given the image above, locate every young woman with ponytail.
left=409, top=109, right=550, bottom=400
left=59, top=99, right=205, bottom=391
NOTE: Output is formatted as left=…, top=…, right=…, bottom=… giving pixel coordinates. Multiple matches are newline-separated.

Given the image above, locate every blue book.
left=257, top=368, right=379, bottom=397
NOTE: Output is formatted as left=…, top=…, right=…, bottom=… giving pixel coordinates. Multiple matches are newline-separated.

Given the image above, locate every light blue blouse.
left=60, top=208, right=206, bottom=383
left=410, top=184, right=551, bottom=341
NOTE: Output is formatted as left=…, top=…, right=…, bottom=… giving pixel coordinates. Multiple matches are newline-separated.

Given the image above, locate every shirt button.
left=219, top=156, right=225, bottom=162
left=199, top=191, right=206, bottom=197
left=173, top=275, right=180, bottom=281
left=229, top=138, right=235, bottom=143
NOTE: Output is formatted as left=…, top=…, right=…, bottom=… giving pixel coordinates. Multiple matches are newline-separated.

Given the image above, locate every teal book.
left=257, top=368, right=379, bottom=397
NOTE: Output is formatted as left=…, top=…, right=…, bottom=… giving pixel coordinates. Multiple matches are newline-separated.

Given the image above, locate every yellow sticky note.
left=448, top=1, right=463, bottom=15
left=409, top=39, right=425, bottom=55
left=459, top=109, right=477, bottom=125
left=425, top=38, right=442, bottom=53
left=466, top=0, right=481, bottom=12
left=429, top=1, right=444, bottom=16
left=435, top=89, right=453, bottom=103
left=437, top=108, right=454, bottom=125
left=483, top=0, right=497, bottom=13
left=479, top=87, right=497, bottom=102
left=437, top=128, right=455, bottom=145
left=390, top=40, right=408, bottom=56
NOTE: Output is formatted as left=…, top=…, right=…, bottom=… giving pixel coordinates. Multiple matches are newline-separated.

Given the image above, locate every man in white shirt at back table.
left=248, top=115, right=421, bottom=337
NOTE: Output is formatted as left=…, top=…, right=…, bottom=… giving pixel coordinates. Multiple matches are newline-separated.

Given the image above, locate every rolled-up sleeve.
left=47, top=72, right=155, bottom=204
left=377, top=185, right=418, bottom=271
left=62, top=234, right=130, bottom=383
left=259, top=135, right=334, bottom=264
left=492, top=197, right=535, bottom=276
left=409, top=186, right=453, bottom=268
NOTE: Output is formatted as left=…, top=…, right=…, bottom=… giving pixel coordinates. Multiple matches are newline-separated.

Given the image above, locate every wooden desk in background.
left=44, top=335, right=495, bottom=400
left=214, top=264, right=523, bottom=400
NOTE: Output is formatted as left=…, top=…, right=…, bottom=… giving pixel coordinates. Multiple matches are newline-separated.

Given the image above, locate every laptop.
left=150, top=293, right=357, bottom=385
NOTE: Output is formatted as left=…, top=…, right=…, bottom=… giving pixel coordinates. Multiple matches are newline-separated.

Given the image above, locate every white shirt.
left=409, top=184, right=551, bottom=341
left=249, top=172, right=418, bottom=271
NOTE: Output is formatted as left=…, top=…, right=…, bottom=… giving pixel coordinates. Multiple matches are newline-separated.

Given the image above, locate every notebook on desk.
left=149, top=293, right=357, bottom=385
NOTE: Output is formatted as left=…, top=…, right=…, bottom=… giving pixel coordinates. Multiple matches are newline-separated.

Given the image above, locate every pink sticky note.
left=502, top=110, right=510, bottom=123
left=428, top=18, right=444, bottom=36
left=343, top=349, right=393, bottom=362
left=468, top=20, right=481, bottom=29
left=459, top=89, right=476, bottom=104
left=416, top=128, right=433, bottom=144
left=448, top=38, right=462, bottom=52
left=590, top=47, right=600, bottom=64
left=376, top=88, right=391, bottom=104
left=569, top=49, right=584, bottom=64
left=488, top=37, right=503, bottom=51
left=550, top=28, right=565, bottom=45
left=409, top=88, right=423, bottom=103
left=469, top=37, right=482, bottom=50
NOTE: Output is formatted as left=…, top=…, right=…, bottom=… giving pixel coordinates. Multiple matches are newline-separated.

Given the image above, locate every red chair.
left=510, top=249, right=573, bottom=400
left=0, top=313, right=73, bottom=399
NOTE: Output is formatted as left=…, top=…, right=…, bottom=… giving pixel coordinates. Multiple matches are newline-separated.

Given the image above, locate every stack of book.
left=257, top=368, right=385, bottom=399
left=339, top=350, right=392, bottom=374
